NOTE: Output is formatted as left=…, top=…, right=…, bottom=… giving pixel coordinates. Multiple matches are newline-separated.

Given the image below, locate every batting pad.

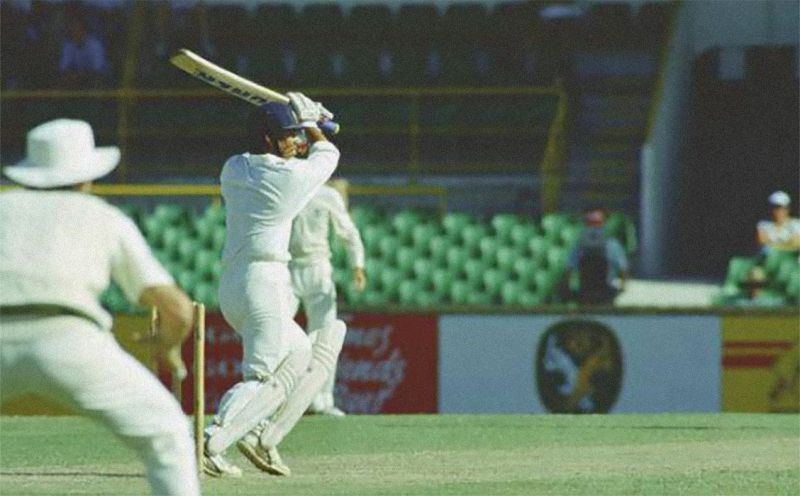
left=206, top=347, right=310, bottom=455
left=260, top=320, right=346, bottom=448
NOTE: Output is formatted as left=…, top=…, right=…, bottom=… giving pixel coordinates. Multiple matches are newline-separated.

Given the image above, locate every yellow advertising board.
left=722, top=315, right=799, bottom=413
left=0, top=314, right=152, bottom=415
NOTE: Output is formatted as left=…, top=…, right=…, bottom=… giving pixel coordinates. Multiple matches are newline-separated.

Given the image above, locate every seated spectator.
left=757, top=191, right=800, bottom=256
left=58, top=16, right=110, bottom=88
left=733, top=266, right=785, bottom=307
left=565, top=209, right=629, bottom=305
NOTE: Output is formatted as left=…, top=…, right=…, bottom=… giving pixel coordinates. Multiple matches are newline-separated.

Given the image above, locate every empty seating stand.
left=102, top=202, right=639, bottom=313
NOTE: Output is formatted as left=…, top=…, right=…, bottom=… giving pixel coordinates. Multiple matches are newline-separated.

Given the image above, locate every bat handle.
left=319, top=120, right=340, bottom=136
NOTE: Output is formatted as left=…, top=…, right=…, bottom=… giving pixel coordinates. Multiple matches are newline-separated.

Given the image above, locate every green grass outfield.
left=1, top=414, right=798, bottom=495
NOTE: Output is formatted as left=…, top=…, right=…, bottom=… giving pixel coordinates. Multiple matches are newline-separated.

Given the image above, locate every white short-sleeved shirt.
left=757, top=218, right=800, bottom=245
left=0, top=189, right=173, bottom=330
left=220, top=141, right=340, bottom=265
left=289, top=185, right=365, bottom=269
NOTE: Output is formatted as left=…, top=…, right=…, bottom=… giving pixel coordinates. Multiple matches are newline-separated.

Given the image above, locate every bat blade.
left=169, top=48, right=289, bottom=106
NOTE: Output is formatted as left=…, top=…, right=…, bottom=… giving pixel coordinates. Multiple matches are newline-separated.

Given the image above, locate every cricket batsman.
left=288, top=178, right=366, bottom=416
left=202, top=93, right=346, bottom=477
left=0, top=119, right=200, bottom=495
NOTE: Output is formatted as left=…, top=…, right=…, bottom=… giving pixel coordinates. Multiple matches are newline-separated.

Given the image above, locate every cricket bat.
left=169, top=48, right=339, bottom=134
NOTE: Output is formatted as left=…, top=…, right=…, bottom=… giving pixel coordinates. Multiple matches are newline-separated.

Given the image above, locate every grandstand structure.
left=1, top=0, right=798, bottom=311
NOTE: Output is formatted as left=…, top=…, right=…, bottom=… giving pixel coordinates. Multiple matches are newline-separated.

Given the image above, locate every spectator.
left=733, top=266, right=785, bottom=307
left=565, top=208, right=629, bottom=305
left=58, top=16, right=110, bottom=88
left=757, top=191, right=800, bottom=256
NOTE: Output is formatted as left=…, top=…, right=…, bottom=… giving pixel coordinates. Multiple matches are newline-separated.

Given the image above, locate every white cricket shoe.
left=203, top=451, right=243, bottom=478
left=236, top=432, right=291, bottom=476
left=318, top=406, right=346, bottom=417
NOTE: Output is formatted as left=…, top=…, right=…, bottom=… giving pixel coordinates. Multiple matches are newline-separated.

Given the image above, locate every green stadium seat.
left=398, top=280, right=419, bottom=305
left=560, top=224, right=582, bottom=248
left=414, top=290, right=442, bottom=308
left=365, top=258, right=384, bottom=279
left=176, top=238, right=199, bottom=265
left=500, top=280, right=522, bottom=306
left=362, top=224, right=390, bottom=257
left=193, top=282, right=218, bottom=309
left=546, top=246, right=568, bottom=272
left=391, top=210, right=421, bottom=244
left=527, top=236, right=548, bottom=266
left=193, top=250, right=219, bottom=279
left=379, top=268, right=403, bottom=299
left=378, top=235, right=401, bottom=260
left=764, top=250, right=797, bottom=277
left=431, top=268, right=454, bottom=297
left=773, top=259, right=800, bottom=291
left=161, top=226, right=189, bottom=257
left=428, top=235, right=449, bottom=265
left=413, top=258, right=435, bottom=287
left=442, top=213, right=473, bottom=241
left=541, top=213, right=569, bottom=243
left=460, top=224, right=487, bottom=253
left=152, top=204, right=188, bottom=226
left=412, top=224, right=438, bottom=251
left=177, top=270, right=199, bottom=293
left=724, top=256, right=759, bottom=286
left=394, top=246, right=417, bottom=274
left=479, top=237, right=499, bottom=265
left=518, top=290, right=543, bottom=308
left=445, top=246, right=469, bottom=272
left=349, top=204, right=381, bottom=228
left=467, top=292, right=493, bottom=306
left=535, top=270, right=561, bottom=301
left=490, top=214, right=519, bottom=242
left=512, top=258, right=538, bottom=285
left=463, top=259, right=485, bottom=286
left=210, top=227, right=226, bottom=252
left=142, top=215, right=170, bottom=246
left=362, top=290, right=388, bottom=307
left=482, top=268, right=505, bottom=298
left=496, top=246, right=518, bottom=273
left=785, top=270, right=799, bottom=302
left=509, top=224, right=538, bottom=250
left=449, top=280, right=471, bottom=305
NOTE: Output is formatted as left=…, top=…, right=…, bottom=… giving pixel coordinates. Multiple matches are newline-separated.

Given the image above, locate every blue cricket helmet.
left=247, top=102, right=302, bottom=153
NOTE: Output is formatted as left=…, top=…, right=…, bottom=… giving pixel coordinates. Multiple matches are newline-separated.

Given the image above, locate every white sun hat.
left=768, top=190, right=791, bottom=207
left=3, top=119, right=120, bottom=188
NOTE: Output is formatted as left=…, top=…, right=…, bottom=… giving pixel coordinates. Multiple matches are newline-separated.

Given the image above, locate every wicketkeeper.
left=0, top=119, right=200, bottom=496
left=288, top=179, right=366, bottom=416
left=203, top=93, right=345, bottom=477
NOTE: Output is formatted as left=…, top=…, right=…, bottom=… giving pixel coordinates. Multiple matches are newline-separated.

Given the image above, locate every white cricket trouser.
left=219, top=260, right=310, bottom=379
left=0, top=314, right=199, bottom=496
left=288, top=260, right=339, bottom=410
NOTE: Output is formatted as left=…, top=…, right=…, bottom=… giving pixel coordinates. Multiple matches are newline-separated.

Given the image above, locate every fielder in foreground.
left=0, top=119, right=200, bottom=496
left=288, top=179, right=366, bottom=416
left=203, top=94, right=345, bottom=477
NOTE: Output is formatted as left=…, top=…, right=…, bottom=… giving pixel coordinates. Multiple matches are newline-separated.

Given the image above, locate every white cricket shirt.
left=289, top=185, right=365, bottom=268
left=220, top=141, right=340, bottom=265
left=0, top=189, right=174, bottom=331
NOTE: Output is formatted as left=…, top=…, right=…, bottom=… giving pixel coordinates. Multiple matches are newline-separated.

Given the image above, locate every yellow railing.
left=1, top=183, right=449, bottom=214
left=539, top=80, right=569, bottom=213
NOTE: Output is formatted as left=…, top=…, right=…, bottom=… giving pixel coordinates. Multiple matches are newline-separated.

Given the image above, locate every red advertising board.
left=336, top=312, right=438, bottom=414
left=166, top=312, right=438, bottom=414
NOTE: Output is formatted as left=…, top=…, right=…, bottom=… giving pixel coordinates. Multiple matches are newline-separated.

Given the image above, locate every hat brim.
left=3, top=146, right=120, bottom=188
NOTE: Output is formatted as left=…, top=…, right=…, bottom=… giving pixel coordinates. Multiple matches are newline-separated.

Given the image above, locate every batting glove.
left=287, top=92, right=321, bottom=128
